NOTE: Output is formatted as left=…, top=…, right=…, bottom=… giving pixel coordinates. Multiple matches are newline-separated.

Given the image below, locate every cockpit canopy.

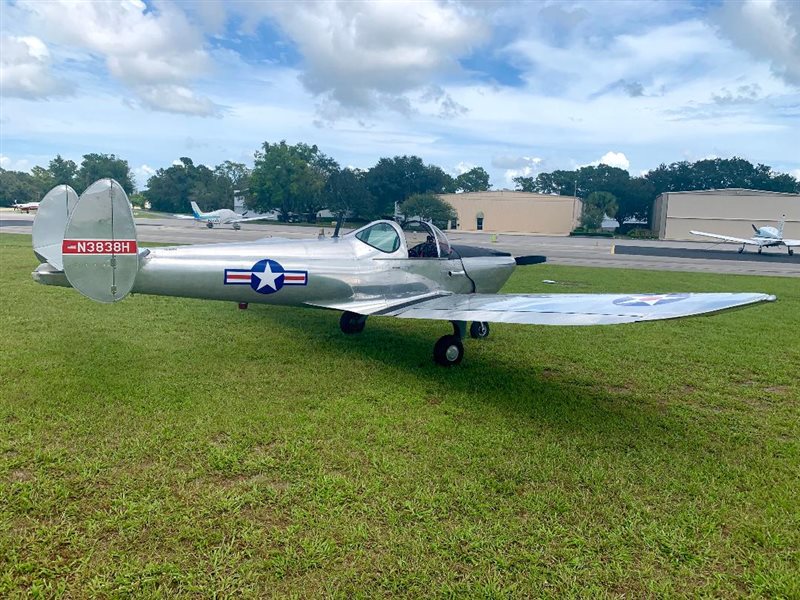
left=351, top=220, right=451, bottom=258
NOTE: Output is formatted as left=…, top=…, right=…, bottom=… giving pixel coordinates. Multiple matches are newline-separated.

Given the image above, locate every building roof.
left=659, top=188, right=799, bottom=197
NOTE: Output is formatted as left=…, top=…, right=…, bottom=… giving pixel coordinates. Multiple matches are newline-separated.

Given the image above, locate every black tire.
left=206, top=222, right=214, bottom=229
left=433, top=335, right=464, bottom=366
left=758, top=247, right=762, bottom=254
left=738, top=247, right=744, bottom=254
left=233, top=223, right=241, bottom=230
left=340, top=311, right=366, bottom=334
left=789, top=248, right=794, bottom=256
left=469, top=321, right=490, bottom=339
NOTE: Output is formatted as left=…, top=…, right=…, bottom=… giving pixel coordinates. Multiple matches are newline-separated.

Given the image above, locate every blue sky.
left=2, top=0, right=799, bottom=190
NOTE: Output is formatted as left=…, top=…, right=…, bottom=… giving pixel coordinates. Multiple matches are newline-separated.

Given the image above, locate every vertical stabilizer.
left=778, top=214, right=786, bottom=238
left=62, top=179, right=139, bottom=303
left=190, top=201, right=203, bottom=218
left=32, top=184, right=79, bottom=270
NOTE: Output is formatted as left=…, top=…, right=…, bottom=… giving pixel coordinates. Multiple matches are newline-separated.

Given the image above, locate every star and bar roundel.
left=612, top=293, right=690, bottom=307
left=224, top=259, right=307, bottom=294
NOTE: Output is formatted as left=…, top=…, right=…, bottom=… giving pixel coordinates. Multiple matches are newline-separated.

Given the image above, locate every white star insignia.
left=253, top=264, right=282, bottom=291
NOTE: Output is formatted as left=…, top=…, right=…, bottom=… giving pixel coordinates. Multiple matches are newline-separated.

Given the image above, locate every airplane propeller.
left=752, top=224, right=760, bottom=233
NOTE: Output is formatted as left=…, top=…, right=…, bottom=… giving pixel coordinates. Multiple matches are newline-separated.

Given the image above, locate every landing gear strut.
left=758, top=247, right=762, bottom=254
left=738, top=245, right=745, bottom=254
left=340, top=311, right=367, bottom=334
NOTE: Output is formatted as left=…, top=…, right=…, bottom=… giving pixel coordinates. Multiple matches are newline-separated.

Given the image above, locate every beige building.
left=440, top=190, right=581, bottom=234
left=652, top=188, right=800, bottom=241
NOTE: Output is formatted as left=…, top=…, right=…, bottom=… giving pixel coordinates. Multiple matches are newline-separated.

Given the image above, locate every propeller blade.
left=515, top=255, right=547, bottom=265
left=752, top=224, right=759, bottom=233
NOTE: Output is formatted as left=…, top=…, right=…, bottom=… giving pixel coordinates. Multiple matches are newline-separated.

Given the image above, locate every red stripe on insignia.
left=226, top=274, right=251, bottom=281
left=284, top=275, right=306, bottom=282
left=62, top=239, right=138, bottom=255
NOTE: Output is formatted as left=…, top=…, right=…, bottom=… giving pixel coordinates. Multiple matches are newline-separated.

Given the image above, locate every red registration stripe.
left=62, top=239, right=138, bottom=255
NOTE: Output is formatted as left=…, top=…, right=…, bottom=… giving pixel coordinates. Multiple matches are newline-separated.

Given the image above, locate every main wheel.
left=738, top=246, right=744, bottom=254
left=789, top=248, right=794, bottom=256
left=433, top=335, right=464, bottom=366
left=340, top=311, right=366, bottom=334
left=469, top=321, right=490, bottom=339
left=233, top=223, right=241, bottom=230
left=206, top=222, right=214, bottom=229
left=758, top=247, right=762, bottom=254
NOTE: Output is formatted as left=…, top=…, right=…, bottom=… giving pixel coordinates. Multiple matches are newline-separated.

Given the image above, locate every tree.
left=30, top=166, right=55, bottom=198
left=76, top=153, right=135, bottom=194
left=644, top=157, right=799, bottom=195
left=454, top=167, right=491, bottom=192
left=323, top=168, right=374, bottom=219
left=365, top=156, right=454, bottom=216
left=145, top=157, right=197, bottom=213
left=213, top=161, right=250, bottom=211
left=580, top=191, right=618, bottom=230
left=399, top=193, right=457, bottom=228
left=48, top=155, right=78, bottom=187
left=249, top=141, right=339, bottom=221
left=0, top=168, right=39, bottom=205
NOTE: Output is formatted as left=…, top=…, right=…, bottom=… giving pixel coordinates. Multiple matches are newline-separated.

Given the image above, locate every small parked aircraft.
left=32, top=180, right=775, bottom=366
left=12, top=201, right=40, bottom=213
left=691, top=215, right=799, bottom=255
left=175, top=201, right=268, bottom=229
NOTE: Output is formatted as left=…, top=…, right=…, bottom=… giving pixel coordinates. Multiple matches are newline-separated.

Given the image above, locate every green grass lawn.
left=1, top=233, right=798, bottom=598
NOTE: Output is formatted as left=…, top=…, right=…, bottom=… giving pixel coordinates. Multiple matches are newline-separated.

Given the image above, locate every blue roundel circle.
left=249, top=259, right=286, bottom=294
left=612, top=293, right=690, bottom=307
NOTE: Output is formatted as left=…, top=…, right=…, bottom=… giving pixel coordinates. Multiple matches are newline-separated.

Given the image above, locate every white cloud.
left=0, top=154, right=32, bottom=172
left=790, top=168, right=800, bottom=180
left=134, top=163, right=156, bottom=184
left=245, top=0, right=487, bottom=115
left=597, top=151, right=630, bottom=170
left=0, top=35, right=72, bottom=99
left=135, top=85, right=223, bottom=117
left=454, top=161, right=475, bottom=175
left=14, top=0, right=219, bottom=116
left=714, top=0, right=800, bottom=85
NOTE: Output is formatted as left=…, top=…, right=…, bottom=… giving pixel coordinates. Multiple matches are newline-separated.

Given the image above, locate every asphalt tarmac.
left=2, top=210, right=798, bottom=278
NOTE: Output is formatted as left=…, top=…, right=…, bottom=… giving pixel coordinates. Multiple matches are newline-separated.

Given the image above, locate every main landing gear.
left=738, top=245, right=745, bottom=254
left=433, top=321, right=490, bottom=366
left=233, top=223, right=241, bottom=230
left=206, top=222, right=214, bottom=229
left=340, top=311, right=367, bottom=334
left=789, top=248, right=795, bottom=256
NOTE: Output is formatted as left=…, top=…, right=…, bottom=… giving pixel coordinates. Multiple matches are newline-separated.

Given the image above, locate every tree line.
left=2, top=145, right=797, bottom=230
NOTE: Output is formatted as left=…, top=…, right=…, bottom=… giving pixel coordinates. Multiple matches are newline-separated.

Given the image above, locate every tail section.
left=778, top=214, right=786, bottom=238
left=61, top=179, right=139, bottom=303
left=32, top=184, right=79, bottom=270
left=190, top=201, right=203, bottom=219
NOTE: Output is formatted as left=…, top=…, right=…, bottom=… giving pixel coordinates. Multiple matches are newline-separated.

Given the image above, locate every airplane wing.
left=371, top=292, right=774, bottom=326
left=782, top=238, right=800, bottom=247
left=173, top=214, right=197, bottom=220
left=230, top=215, right=271, bottom=223
left=689, top=231, right=763, bottom=246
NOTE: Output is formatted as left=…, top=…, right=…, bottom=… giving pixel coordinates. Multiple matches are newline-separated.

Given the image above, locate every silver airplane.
left=174, top=201, right=268, bottom=229
left=691, top=215, right=799, bottom=255
left=31, top=180, right=775, bottom=366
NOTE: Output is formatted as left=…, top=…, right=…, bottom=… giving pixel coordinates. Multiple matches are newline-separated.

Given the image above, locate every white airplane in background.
left=12, top=201, right=40, bottom=213
left=691, top=215, right=799, bottom=255
left=175, top=201, right=268, bottom=230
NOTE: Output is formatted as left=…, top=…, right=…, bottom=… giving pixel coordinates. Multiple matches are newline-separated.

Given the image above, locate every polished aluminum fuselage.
left=131, top=232, right=516, bottom=312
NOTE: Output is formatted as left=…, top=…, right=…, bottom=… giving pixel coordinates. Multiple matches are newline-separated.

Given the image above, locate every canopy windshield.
left=401, top=220, right=451, bottom=258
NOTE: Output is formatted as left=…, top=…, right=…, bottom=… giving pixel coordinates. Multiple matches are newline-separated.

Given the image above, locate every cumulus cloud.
left=14, top=0, right=220, bottom=116
left=0, top=35, right=72, bottom=99
left=250, top=0, right=487, bottom=116
left=583, top=151, right=631, bottom=170
left=492, top=156, right=543, bottom=186
left=712, top=83, right=762, bottom=105
left=714, top=0, right=800, bottom=85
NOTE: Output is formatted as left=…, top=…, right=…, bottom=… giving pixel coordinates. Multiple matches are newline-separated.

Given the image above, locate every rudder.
left=62, top=179, right=139, bottom=303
